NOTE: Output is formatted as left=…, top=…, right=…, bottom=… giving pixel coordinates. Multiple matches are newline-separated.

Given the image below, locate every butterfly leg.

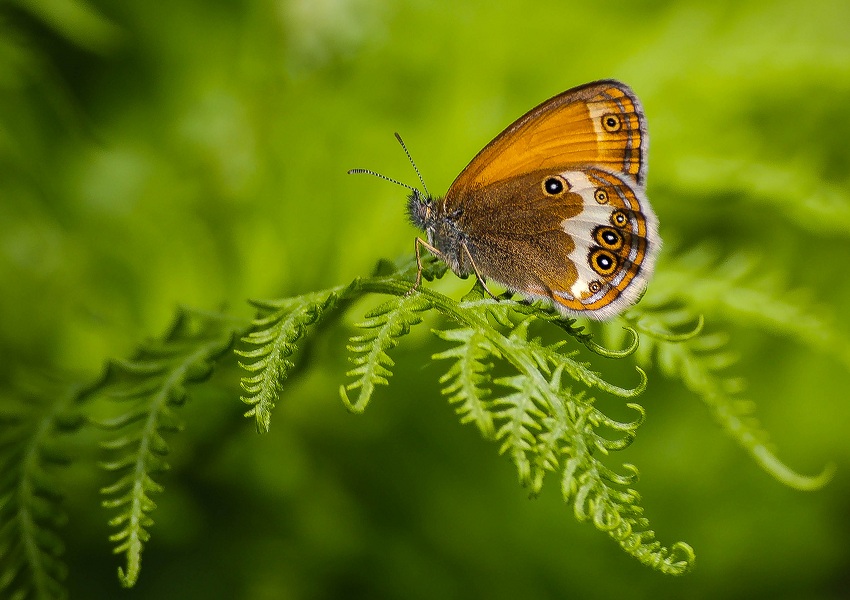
left=410, top=237, right=498, bottom=300
left=409, top=237, right=443, bottom=295
left=461, top=243, right=498, bottom=300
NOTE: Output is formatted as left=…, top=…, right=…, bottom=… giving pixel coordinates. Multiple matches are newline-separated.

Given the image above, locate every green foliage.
left=608, top=247, right=837, bottom=491
left=233, top=265, right=697, bottom=574
left=226, top=242, right=847, bottom=576
left=435, top=314, right=694, bottom=573
left=2, top=0, right=850, bottom=598
left=90, top=309, right=242, bottom=587
left=5, top=242, right=826, bottom=596
left=238, top=290, right=350, bottom=432
left=433, top=327, right=498, bottom=437
left=0, top=376, right=84, bottom=600
left=341, top=294, right=433, bottom=412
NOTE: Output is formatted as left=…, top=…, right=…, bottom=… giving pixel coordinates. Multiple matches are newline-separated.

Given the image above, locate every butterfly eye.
left=594, top=226, right=623, bottom=251
left=601, top=113, right=622, bottom=133
left=589, top=248, right=618, bottom=276
left=543, top=176, right=566, bottom=196
left=594, top=188, right=609, bottom=204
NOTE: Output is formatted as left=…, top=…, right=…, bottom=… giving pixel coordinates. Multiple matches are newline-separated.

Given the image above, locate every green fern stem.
left=341, top=293, right=433, bottom=412
left=98, top=362, right=182, bottom=587
left=239, top=287, right=355, bottom=432
left=348, top=277, right=647, bottom=398
left=433, top=327, right=498, bottom=438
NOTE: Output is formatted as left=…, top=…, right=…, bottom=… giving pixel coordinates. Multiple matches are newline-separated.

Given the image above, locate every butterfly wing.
left=445, top=80, right=647, bottom=209
left=441, top=80, right=655, bottom=318
left=546, top=167, right=659, bottom=318
left=454, top=167, right=658, bottom=319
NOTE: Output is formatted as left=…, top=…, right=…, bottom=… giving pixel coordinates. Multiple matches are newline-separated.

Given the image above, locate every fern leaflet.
left=433, top=328, right=498, bottom=439
left=237, top=287, right=351, bottom=432
left=341, top=294, right=432, bottom=412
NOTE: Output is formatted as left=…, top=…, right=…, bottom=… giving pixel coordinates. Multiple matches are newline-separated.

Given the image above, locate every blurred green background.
left=2, top=0, right=850, bottom=598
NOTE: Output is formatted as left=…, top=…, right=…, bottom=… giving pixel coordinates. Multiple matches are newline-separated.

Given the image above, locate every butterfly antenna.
left=346, top=168, right=420, bottom=194
left=393, top=132, right=430, bottom=198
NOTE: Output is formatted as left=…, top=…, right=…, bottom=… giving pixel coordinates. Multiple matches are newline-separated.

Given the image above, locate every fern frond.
left=237, top=286, right=351, bottom=432
left=235, top=260, right=445, bottom=430
left=618, top=306, right=833, bottom=490
left=341, top=294, right=432, bottom=412
left=0, top=375, right=85, bottom=600
left=89, top=308, right=239, bottom=588
left=623, top=245, right=838, bottom=487
left=556, top=390, right=693, bottom=574
left=427, top=296, right=692, bottom=574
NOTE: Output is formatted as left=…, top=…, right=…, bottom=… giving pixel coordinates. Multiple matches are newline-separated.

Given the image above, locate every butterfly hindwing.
left=457, top=167, right=658, bottom=319
left=550, top=167, right=658, bottom=318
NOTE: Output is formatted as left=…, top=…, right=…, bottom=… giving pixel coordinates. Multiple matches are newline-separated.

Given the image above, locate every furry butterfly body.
left=358, top=80, right=659, bottom=320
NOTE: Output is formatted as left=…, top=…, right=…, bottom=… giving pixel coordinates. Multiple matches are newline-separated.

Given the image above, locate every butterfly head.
left=406, top=188, right=440, bottom=231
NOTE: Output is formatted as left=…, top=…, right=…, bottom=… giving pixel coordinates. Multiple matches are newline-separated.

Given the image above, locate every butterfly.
left=350, top=80, right=660, bottom=320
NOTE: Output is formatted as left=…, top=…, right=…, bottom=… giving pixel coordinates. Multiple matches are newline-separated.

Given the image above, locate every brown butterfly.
left=350, top=80, right=660, bottom=320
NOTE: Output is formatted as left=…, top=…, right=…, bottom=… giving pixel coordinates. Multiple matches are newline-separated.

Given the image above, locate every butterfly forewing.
left=445, top=80, right=648, bottom=205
